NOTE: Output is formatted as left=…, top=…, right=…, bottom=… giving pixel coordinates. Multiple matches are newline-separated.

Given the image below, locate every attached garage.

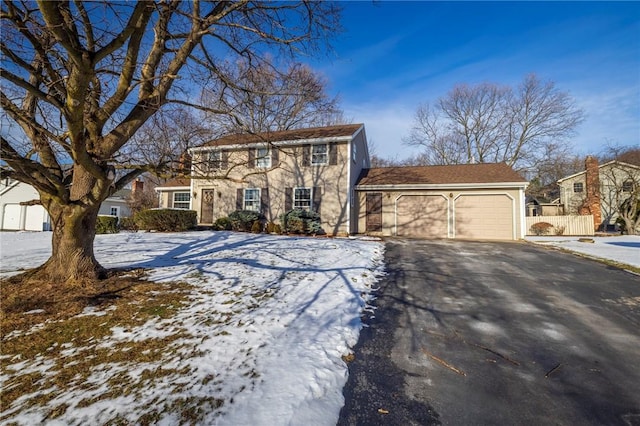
left=454, top=194, right=514, bottom=240
left=355, top=164, right=528, bottom=241
left=396, top=195, right=448, bottom=238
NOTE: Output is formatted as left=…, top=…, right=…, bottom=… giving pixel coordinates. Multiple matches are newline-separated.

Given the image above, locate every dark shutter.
left=221, top=151, right=228, bottom=170
left=248, top=148, right=255, bottom=168
left=329, top=143, right=337, bottom=165
left=285, top=187, right=293, bottom=211
left=236, top=188, right=243, bottom=211
left=271, top=147, right=279, bottom=166
left=302, top=146, right=310, bottom=167
left=313, top=186, right=322, bottom=214
left=261, top=188, right=269, bottom=215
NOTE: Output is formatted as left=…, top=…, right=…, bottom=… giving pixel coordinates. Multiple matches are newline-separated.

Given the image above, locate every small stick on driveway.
left=544, top=363, right=563, bottom=378
left=421, top=348, right=467, bottom=376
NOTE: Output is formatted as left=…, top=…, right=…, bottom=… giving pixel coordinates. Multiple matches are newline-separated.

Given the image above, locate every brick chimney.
left=583, top=156, right=602, bottom=231
left=132, top=179, right=144, bottom=195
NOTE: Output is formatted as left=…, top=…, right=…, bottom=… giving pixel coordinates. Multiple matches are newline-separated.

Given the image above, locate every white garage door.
left=455, top=194, right=514, bottom=240
left=25, top=205, right=48, bottom=231
left=2, top=204, right=21, bottom=230
left=396, top=195, right=448, bottom=238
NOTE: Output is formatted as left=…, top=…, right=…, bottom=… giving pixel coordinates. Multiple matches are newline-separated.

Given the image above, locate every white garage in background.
left=355, top=163, right=528, bottom=241
left=1, top=180, right=51, bottom=231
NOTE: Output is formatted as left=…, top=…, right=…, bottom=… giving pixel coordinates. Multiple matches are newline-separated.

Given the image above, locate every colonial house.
left=157, top=124, right=530, bottom=240
left=558, top=156, right=640, bottom=231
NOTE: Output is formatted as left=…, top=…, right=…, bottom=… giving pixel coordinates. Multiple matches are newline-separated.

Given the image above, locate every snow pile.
left=525, top=235, right=640, bottom=268
left=0, top=231, right=385, bottom=425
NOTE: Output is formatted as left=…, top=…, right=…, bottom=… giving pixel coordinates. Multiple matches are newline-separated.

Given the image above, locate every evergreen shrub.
left=228, top=210, right=262, bottom=232
left=96, top=215, right=119, bottom=234
left=134, top=209, right=197, bottom=232
left=281, top=209, right=323, bottom=235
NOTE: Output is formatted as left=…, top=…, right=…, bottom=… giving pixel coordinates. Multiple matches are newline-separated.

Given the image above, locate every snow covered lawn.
left=525, top=235, right=640, bottom=269
left=0, top=231, right=384, bottom=425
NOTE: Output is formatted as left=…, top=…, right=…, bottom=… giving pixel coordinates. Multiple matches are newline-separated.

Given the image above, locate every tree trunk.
left=36, top=202, right=105, bottom=282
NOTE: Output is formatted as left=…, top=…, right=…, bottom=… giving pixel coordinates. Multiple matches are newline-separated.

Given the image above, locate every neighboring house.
left=98, top=189, right=132, bottom=219
left=526, top=197, right=564, bottom=217
left=355, top=164, right=528, bottom=240
left=157, top=124, right=529, bottom=240
left=0, top=179, right=51, bottom=231
left=1, top=179, right=134, bottom=231
left=558, top=156, right=640, bottom=231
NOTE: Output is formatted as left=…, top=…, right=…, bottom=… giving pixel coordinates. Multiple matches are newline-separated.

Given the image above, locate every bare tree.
left=405, top=74, right=585, bottom=173
left=598, top=145, right=640, bottom=234
left=0, top=1, right=340, bottom=282
left=202, top=59, right=345, bottom=136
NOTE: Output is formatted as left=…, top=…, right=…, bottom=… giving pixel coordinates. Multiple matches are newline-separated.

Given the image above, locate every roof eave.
left=189, top=135, right=353, bottom=153
left=355, top=182, right=529, bottom=191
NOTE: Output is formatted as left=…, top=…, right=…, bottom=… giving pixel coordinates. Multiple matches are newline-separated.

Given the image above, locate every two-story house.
left=558, top=156, right=640, bottom=231
left=157, top=124, right=370, bottom=235
left=156, top=123, right=530, bottom=240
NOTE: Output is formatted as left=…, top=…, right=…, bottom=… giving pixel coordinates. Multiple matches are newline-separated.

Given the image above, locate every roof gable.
left=557, top=160, right=640, bottom=183
left=197, top=124, right=363, bottom=149
left=357, top=163, right=527, bottom=187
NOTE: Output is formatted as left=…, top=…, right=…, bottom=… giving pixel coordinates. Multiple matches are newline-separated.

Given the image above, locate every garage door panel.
left=397, top=195, right=448, bottom=238
left=455, top=194, right=513, bottom=240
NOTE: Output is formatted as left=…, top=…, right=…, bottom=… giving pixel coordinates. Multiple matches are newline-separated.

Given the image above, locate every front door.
left=366, top=192, right=383, bottom=232
left=201, top=189, right=215, bottom=224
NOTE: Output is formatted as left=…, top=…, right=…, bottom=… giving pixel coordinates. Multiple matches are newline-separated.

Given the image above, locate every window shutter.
left=248, top=148, right=255, bottom=168
left=329, top=143, right=337, bottom=165
left=313, top=186, right=322, bottom=214
left=221, top=151, right=228, bottom=170
left=285, top=187, right=293, bottom=211
left=272, top=147, right=279, bottom=166
left=302, top=146, right=310, bottom=167
left=236, top=188, right=243, bottom=211
left=261, top=187, right=269, bottom=215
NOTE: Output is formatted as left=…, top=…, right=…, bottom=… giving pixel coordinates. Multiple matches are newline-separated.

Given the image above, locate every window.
left=352, top=144, right=357, bottom=163
left=294, top=188, right=312, bottom=209
left=173, top=192, right=190, bottom=209
left=244, top=188, right=260, bottom=211
left=256, top=147, right=271, bottom=168
left=573, top=182, right=583, bottom=193
left=207, top=151, right=222, bottom=170
left=311, top=144, right=328, bottom=165
left=623, top=180, right=634, bottom=192
left=109, top=206, right=119, bottom=217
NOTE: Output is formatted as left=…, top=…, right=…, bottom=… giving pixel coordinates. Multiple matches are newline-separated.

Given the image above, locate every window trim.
left=293, top=187, right=312, bottom=210
left=573, top=182, right=584, bottom=193
left=109, top=206, right=120, bottom=217
left=173, top=192, right=191, bottom=209
left=244, top=188, right=261, bottom=212
left=311, top=143, right=328, bottom=165
left=255, top=147, right=271, bottom=168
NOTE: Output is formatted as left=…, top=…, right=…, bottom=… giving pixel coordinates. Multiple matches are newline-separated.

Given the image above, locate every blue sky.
left=310, top=1, right=640, bottom=161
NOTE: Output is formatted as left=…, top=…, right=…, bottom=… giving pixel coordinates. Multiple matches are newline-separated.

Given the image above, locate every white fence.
left=526, top=215, right=594, bottom=236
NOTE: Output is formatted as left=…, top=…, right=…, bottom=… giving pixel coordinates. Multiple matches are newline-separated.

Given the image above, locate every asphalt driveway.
left=338, top=239, right=640, bottom=426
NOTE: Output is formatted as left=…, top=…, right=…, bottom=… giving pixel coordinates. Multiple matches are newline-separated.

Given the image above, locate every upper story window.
left=244, top=188, right=260, bottom=211
left=207, top=151, right=222, bottom=170
left=311, top=144, right=328, bottom=165
left=110, top=206, right=119, bottom=216
left=294, top=188, right=312, bottom=210
left=352, top=144, right=357, bottom=163
left=173, top=192, right=190, bottom=209
left=573, top=182, right=583, bottom=193
left=256, top=147, right=271, bottom=168
left=622, top=180, right=634, bottom=192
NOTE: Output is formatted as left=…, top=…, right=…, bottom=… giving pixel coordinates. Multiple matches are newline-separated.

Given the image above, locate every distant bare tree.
left=202, top=60, right=345, bottom=136
left=405, top=74, right=585, bottom=173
